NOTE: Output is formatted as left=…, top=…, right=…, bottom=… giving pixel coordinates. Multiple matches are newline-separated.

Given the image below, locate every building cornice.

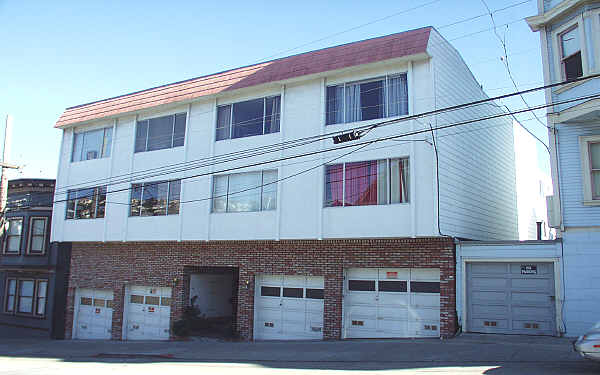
left=526, top=0, right=592, bottom=31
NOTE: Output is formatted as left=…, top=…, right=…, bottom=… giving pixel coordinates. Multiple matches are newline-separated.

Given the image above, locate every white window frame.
left=325, top=73, right=409, bottom=126
left=3, top=217, right=23, bottom=255
left=579, top=135, right=600, bottom=205
left=211, top=169, right=278, bottom=213
left=134, top=112, right=187, bottom=153
left=552, top=16, right=589, bottom=85
left=27, top=217, right=48, bottom=255
left=128, top=179, right=182, bottom=217
left=65, top=186, right=107, bottom=220
left=323, top=157, right=410, bottom=207
left=215, top=95, right=281, bottom=141
left=71, top=126, right=113, bottom=162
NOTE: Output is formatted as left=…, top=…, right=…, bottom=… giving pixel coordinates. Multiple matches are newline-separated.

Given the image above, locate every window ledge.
left=554, top=77, right=592, bottom=94
left=323, top=203, right=410, bottom=209
left=583, top=200, right=600, bottom=206
left=211, top=210, right=277, bottom=215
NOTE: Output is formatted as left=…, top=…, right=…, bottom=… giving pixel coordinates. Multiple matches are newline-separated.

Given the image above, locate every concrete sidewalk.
left=0, top=333, right=588, bottom=363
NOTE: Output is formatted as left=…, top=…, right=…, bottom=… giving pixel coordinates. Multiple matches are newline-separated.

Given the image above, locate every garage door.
left=466, top=262, right=556, bottom=335
left=344, top=268, right=440, bottom=338
left=254, top=275, right=324, bottom=340
left=73, top=289, right=113, bottom=340
left=125, top=286, right=172, bottom=340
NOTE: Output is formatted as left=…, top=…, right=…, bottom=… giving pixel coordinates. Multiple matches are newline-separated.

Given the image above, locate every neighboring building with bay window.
left=0, top=179, right=71, bottom=338
left=51, top=27, right=517, bottom=341
left=527, top=0, right=600, bottom=336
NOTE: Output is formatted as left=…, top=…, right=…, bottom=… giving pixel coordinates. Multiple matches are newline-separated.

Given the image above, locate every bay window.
left=4, top=278, right=48, bottom=317
left=129, top=179, right=181, bottom=216
left=326, top=74, right=408, bottom=125
left=72, top=127, right=113, bottom=162
left=580, top=135, right=600, bottom=204
left=216, top=96, right=281, bottom=141
left=212, top=170, right=277, bottom=213
left=66, top=186, right=107, bottom=219
left=324, top=158, right=409, bottom=207
left=135, top=113, right=186, bottom=153
left=3, top=218, right=23, bottom=254
left=559, top=26, right=583, bottom=81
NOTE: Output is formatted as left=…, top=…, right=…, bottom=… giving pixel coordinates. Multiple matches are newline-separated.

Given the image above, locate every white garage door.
left=254, top=275, right=324, bottom=340
left=344, top=268, right=440, bottom=338
left=73, top=288, right=113, bottom=340
left=125, top=286, right=172, bottom=340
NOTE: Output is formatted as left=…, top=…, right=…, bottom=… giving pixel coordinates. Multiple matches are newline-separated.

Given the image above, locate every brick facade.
left=64, top=237, right=456, bottom=340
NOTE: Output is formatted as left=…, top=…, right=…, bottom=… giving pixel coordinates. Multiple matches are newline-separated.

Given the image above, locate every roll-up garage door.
left=466, top=262, right=556, bottom=335
left=73, top=288, right=113, bottom=340
left=343, top=268, right=440, bottom=338
left=254, top=275, right=324, bottom=340
left=124, top=286, right=172, bottom=340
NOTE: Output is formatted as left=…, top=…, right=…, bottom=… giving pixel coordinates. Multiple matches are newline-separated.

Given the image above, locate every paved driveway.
left=0, top=333, right=599, bottom=374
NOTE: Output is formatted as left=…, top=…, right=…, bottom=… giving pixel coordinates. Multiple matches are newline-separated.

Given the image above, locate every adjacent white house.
left=527, top=0, right=600, bottom=335
left=50, top=27, right=518, bottom=341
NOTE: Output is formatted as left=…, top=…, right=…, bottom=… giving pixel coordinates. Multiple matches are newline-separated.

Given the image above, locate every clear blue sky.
left=0, top=0, right=549, bottom=179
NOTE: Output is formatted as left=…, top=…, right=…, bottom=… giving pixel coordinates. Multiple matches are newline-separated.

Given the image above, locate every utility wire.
left=55, top=73, right=600, bottom=194
left=53, top=91, right=600, bottom=206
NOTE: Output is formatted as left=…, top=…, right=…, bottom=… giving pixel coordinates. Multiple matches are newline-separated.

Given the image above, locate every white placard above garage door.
left=343, top=268, right=440, bottom=338
left=124, top=286, right=172, bottom=340
left=254, top=275, right=324, bottom=340
left=466, top=262, right=556, bottom=335
left=73, top=288, right=113, bottom=340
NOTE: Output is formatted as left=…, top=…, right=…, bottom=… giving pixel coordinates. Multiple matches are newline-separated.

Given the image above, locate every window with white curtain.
left=326, top=74, right=408, bottom=125
left=3, top=218, right=23, bottom=254
left=216, top=96, right=280, bottom=141
left=212, top=170, right=277, bottom=213
left=72, top=127, right=113, bottom=162
left=3, top=278, right=48, bottom=316
left=28, top=217, right=48, bottom=254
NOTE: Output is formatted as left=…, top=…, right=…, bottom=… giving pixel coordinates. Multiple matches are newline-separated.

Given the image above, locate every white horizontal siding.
left=427, top=29, right=518, bottom=240
left=557, top=122, right=600, bottom=227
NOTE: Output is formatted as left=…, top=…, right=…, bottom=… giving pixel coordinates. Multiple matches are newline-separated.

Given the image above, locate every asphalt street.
left=0, top=333, right=598, bottom=374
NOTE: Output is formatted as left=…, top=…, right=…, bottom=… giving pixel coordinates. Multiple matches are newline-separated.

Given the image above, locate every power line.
left=53, top=91, right=600, bottom=207
left=55, top=73, right=600, bottom=194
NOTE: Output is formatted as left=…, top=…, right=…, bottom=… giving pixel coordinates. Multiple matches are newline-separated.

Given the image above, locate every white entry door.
left=125, top=286, right=172, bottom=340
left=73, top=288, right=113, bottom=340
left=254, top=275, right=324, bottom=340
left=343, top=268, right=440, bottom=338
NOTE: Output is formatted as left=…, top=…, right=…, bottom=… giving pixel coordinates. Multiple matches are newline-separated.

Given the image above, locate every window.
left=326, top=74, right=407, bottom=125
left=212, top=170, right=277, bottom=213
left=5, top=279, right=16, bottom=313
left=216, top=96, right=280, bottom=141
left=72, top=127, right=113, bottom=162
left=65, top=186, right=107, bottom=220
left=3, top=218, right=23, bottom=254
left=27, top=217, right=48, bottom=254
left=260, top=286, right=280, bottom=297
left=129, top=180, right=181, bottom=217
left=348, top=280, right=375, bottom=291
left=580, top=135, right=600, bottom=204
left=283, top=288, right=303, bottom=298
left=324, top=158, right=409, bottom=207
left=379, top=280, right=407, bottom=292
left=410, top=281, right=440, bottom=293
left=559, top=26, right=583, bottom=81
left=4, top=278, right=47, bottom=317
left=135, top=113, right=186, bottom=153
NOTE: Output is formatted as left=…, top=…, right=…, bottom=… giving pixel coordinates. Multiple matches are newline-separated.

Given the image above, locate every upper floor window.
left=324, top=158, right=409, bottom=207
left=559, top=26, right=583, bottom=81
left=129, top=179, right=181, bottom=216
left=3, top=218, right=23, bottom=254
left=72, top=127, right=113, bottom=162
left=28, top=217, right=48, bottom=255
left=216, top=96, right=281, bottom=141
left=135, top=113, right=186, bottom=153
left=212, top=170, right=277, bottom=213
left=580, top=135, right=600, bottom=204
left=66, top=186, right=107, bottom=219
left=326, top=74, right=407, bottom=125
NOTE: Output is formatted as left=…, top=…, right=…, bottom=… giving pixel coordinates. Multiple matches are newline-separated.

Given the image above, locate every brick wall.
left=65, top=237, right=456, bottom=340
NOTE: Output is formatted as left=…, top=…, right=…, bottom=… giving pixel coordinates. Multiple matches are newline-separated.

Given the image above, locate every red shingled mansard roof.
left=55, top=27, right=431, bottom=128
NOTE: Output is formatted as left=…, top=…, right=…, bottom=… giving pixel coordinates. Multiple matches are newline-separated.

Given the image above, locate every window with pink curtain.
left=344, top=161, right=378, bottom=206
left=325, top=164, right=344, bottom=206
left=324, top=158, right=409, bottom=207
